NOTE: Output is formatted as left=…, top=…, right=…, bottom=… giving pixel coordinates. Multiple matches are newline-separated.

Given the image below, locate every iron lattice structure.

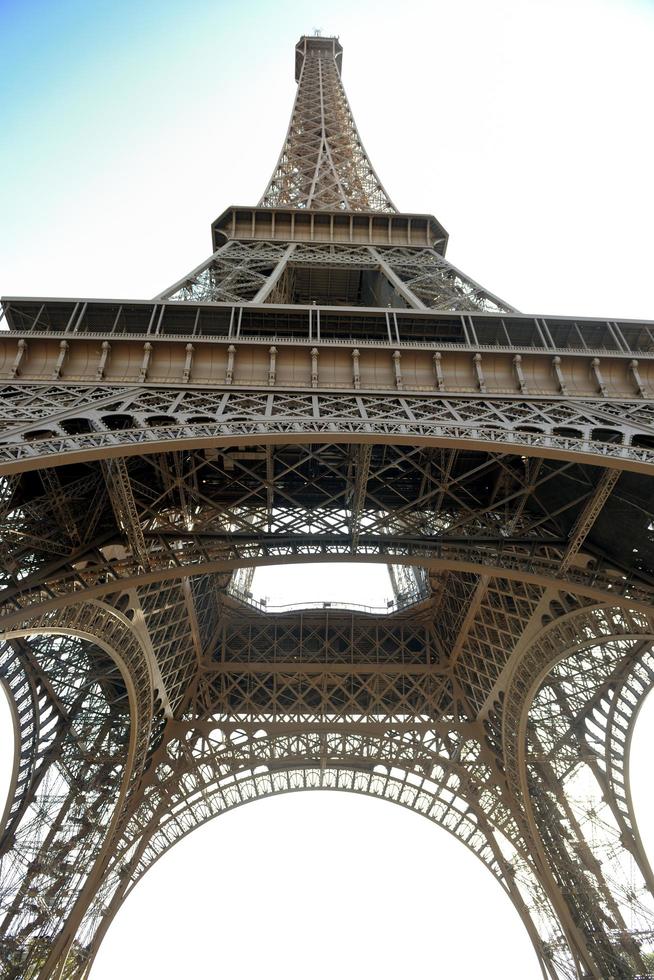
left=1, top=33, right=654, bottom=980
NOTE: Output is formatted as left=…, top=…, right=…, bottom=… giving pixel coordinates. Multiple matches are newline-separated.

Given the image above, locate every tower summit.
left=1, top=34, right=654, bottom=980
left=261, top=34, right=394, bottom=212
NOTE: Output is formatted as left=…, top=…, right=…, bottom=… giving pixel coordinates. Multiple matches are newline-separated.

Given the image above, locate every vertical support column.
left=10, top=339, right=27, bottom=379
left=182, top=343, right=194, bottom=383
left=52, top=340, right=69, bottom=380
left=392, top=350, right=402, bottom=390
left=311, top=348, right=319, bottom=388
left=513, top=354, right=528, bottom=394
left=552, top=356, right=567, bottom=395
left=352, top=349, right=361, bottom=390
left=433, top=351, right=444, bottom=391
left=96, top=341, right=111, bottom=380
left=629, top=359, right=646, bottom=398
left=590, top=358, right=607, bottom=397
left=138, top=342, right=153, bottom=382
left=225, top=345, right=236, bottom=385
left=473, top=353, right=486, bottom=393
left=268, top=346, right=278, bottom=386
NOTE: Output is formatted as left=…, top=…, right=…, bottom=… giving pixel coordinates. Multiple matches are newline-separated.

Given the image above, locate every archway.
left=89, top=790, right=541, bottom=980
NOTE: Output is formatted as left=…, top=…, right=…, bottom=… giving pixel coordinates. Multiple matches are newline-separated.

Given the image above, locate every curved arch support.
left=81, top=728, right=566, bottom=980
left=3, top=546, right=654, bottom=640
left=581, top=646, right=654, bottom=894
left=503, top=605, right=654, bottom=978
left=0, top=601, right=155, bottom=980
left=0, top=643, right=43, bottom=847
left=2, top=395, right=654, bottom=477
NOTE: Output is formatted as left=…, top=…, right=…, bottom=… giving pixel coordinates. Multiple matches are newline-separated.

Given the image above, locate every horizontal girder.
left=0, top=389, right=653, bottom=493
left=1, top=315, right=653, bottom=402
left=6, top=297, right=654, bottom=353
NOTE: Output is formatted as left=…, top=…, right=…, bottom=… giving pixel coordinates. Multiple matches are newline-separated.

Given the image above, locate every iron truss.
left=259, top=35, right=395, bottom=212
left=1, top=31, right=654, bottom=980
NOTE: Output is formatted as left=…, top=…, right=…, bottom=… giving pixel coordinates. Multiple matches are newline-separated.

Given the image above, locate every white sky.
left=1, top=0, right=654, bottom=977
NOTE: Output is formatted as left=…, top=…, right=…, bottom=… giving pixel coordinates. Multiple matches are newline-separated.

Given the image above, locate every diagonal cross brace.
left=559, top=469, right=620, bottom=576
left=102, top=457, right=150, bottom=569
left=349, top=444, right=372, bottom=552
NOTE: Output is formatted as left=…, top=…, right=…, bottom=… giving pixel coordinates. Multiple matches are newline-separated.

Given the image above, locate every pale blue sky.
left=2, top=0, right=654, bottom=314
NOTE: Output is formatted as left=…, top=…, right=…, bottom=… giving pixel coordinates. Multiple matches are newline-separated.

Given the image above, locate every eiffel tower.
left=1, top=32, right=654, bottom=980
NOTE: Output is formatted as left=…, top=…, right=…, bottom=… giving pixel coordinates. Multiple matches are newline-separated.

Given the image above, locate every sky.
left=1, top=0, right=654, bottom=977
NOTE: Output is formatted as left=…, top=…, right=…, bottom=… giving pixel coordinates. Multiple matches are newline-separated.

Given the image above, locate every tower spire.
left=260, top=35, right=396, bottom=212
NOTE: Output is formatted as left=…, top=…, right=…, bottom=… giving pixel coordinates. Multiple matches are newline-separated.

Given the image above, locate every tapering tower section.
left=158, top=34, right=512, bottom=314
left=260, top=35, right=395, bottom=211
left=1, top=33, right=654, bottom=980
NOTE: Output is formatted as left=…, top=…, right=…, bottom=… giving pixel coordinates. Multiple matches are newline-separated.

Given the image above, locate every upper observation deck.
left=295, top=35, right=343, bottom=81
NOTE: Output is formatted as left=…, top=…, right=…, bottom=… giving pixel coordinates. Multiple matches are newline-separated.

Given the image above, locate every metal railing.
left=226, top=587, right=428, bottom=616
